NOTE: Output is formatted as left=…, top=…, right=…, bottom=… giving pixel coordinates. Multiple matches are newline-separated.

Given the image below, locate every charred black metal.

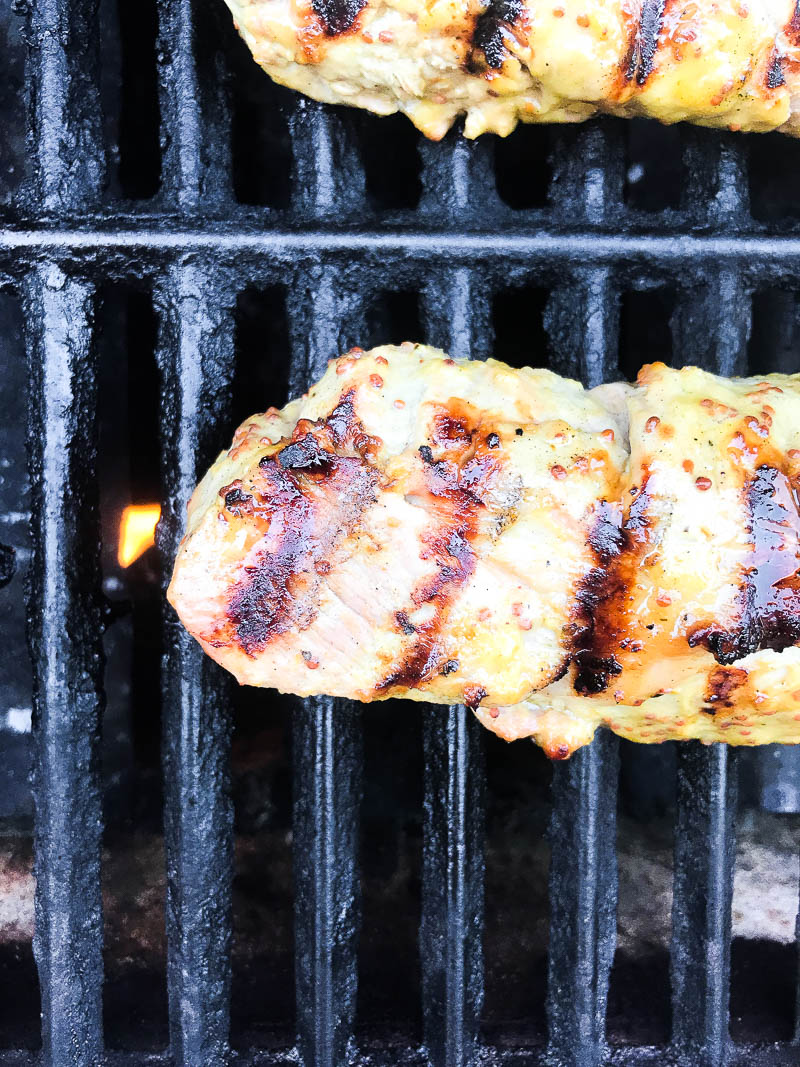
left=0, top=543, right=16, bottom=587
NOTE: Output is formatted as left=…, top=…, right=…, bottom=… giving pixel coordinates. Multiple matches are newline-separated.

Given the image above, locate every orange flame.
left=118, top=504, right=161, bottom=568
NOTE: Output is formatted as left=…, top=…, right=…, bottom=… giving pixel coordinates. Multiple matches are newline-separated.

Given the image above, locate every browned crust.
left=376, top=403, right=503, bottom=696
left=688, top=462, right=800, bottom=663
left=568, top=476, right=653, bottom=695
left=466, top=0, right=525, bottom=73
left=311, top=0, right=367, bottom=36
left=221, top=390, right=381, bottom=655
left=766, top=1, right=800, bottom=90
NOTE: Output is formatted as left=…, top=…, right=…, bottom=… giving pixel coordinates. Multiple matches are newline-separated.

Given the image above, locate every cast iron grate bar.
left=154, top=6, right=238, bottom=1061
left=287, top=104, right=364, bottom=1066
left=671, top=744, right=737, bottom=1067
left=156, top=0, right=231, bottom=211
left=545, top=126, right=622, bottom=1067
left=25, top=268, right=105, bottom=1067
left=668, top=141, right=746, bottom=1067
left=418, top=135, right=489, bottom=1067
left=24, top=2, right=106, bottom=1065
left=421, top=705, right=485, bottom=1067
left=26, top=0, right=105, bottom=214
left=155, top=263, right=237, bottom=1066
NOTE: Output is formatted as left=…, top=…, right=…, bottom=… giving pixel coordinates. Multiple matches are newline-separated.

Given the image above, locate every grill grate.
left=3, top=0, right=800, bottom=1064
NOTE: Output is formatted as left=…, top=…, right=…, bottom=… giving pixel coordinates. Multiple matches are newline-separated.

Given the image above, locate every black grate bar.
left=292, top=697, right=362, bottom=1066
left=26, top=0, right=105, bottom=213
left=419, top=132, right=497, bottom=222
left=550, top=124, right=624, bottom=226
left=155, top=262, right=236, bottom=1065
left=5, top=229, right=800, bottom=270
left=24, top=268, right=105, bottom=1065
left=421, top=705, right=485, bottom=1067
left=156, top=0, right=231, bottom=210
left=421, top=263, right=493, bottom=362
left=668, top=146, right=746, bottom=1066
left=7, top=1044, right=800, bottom=1067
left=287, top=143, right=364, bottom=1061
left=547, top=729, right=620, bottom=1067
left=418, top=138, right=488, bottom=1065
left=289, top=100, right=366, bottom=218
left=673, top=141, right=751, bottom=377
left=670, top=744, right=737, bottom=1066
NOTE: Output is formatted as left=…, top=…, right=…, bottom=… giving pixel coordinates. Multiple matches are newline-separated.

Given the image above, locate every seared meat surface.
left=477, top=362, right=800, bottom=755
left=168, top=346, right=800, bottom=755
left=222, top=0, right=800, bottom=138
left=168, top=344, right=627, bottom=707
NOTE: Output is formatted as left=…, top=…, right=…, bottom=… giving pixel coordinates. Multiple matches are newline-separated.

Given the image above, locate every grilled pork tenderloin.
left=168, top=345, right=800, bottom=754
left=221, top=0, right=800, bottom=139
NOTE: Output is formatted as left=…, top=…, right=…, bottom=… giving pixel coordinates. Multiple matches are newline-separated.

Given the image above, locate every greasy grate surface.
left=2, top=0, right=800, bottom=1064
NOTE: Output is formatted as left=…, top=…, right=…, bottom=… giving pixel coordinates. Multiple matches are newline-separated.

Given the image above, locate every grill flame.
left=118, top=504, right=161, bottom=568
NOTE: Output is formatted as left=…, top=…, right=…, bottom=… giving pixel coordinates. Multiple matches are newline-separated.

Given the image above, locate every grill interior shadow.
left=356, top=700, right=423, bottom=1044
left=481, top=735, right=551, bottom=1047
left=233, top=286, right=292, bottom=420
left=747, top=289, right=800, bottom=377
left=494, top=124, right=552, bottom=210
left=607, top=742, right=676, bottom=1047
left=748, top=132, right=800, bottom=223
left=97, top=284, right=167, bottom=1051
left=363, top=291, right=422, bottom=351
left=492, top=286, right=550, bottom=369
left=618, top=287, right=676, bottom=381
left=623, top=120, right=684, bottom=212
left=356, top=112, right=423, bottom=211
left=99, top=0, right=161, bottom=200
left=226, top=22, right=294, bottom=208
left=230, top=692, right=296, bottom=1050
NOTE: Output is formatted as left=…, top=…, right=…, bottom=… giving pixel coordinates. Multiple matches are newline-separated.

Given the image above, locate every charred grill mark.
left=377, top=405, right=502, bottom=694
left=225, top=392, right=380, bottom=655
left=766, top=1, right=800, bottom=88
left=227, top=464, right=314, bottom=654
left=464, top=685, right=488, bottom=708
left=634, top=0, right=667, bottom=86
left=570, top=480, right=653, bottom=696
left=467, top=0, right=523, bottom=72
left=702, top=666, right=748, bottom=713
left=278, top=434, right=334, bottom=471
left=766, top=50, right=786, bottom=90
left=688, top=464, right=800, bottom=663
left=377, top=516, right=479, bottom=691
left=619, top=0, right=684, bottom=92
left=311, top=0, right=367, bottom=36
left=221, top=481, right=253, bottom=516
left=432, top=412, right=474, bottom=447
